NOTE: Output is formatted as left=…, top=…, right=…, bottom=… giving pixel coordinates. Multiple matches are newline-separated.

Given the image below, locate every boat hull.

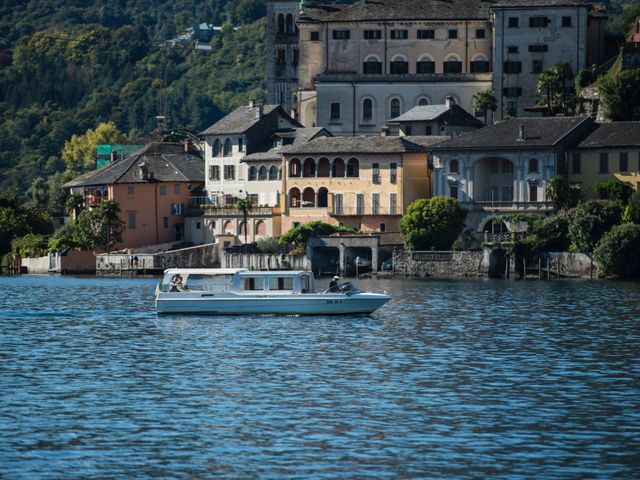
left=155, top=292, right=390, bottom=315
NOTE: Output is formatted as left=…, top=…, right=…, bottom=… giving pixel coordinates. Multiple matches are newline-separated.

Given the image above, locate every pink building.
left=64, top=141, right=204, bottom=249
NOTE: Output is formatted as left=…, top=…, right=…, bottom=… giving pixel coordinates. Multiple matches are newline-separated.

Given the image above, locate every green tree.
left=235, top=196, right=253, bottom=244
left=569, top=200, right=622, bottom=254
left=537, top=67, right=559, bottom=116
left=61, top=121, right=128, bottom=173
left=593, top=223, right=640, bottom=278
left=627, top=190, right=640, bottom=224
left=12, top=233, right=49, bottom=257
left=400, top=197, right=468, bottom=251
left=75, top=200, right=125, bottom=252
left=279, top=221, right=356, bottom=253
left=65, top=192, right=85, bottom=220
left=472, top=90, right=497, bottom=125
left=0, top=189, right=53, bottom=256
left=594, top=179, right=634, bottom=205
left=48, top=222, right=81, bottom=253
left=597, top=67, right=640, bottom=121
left=545, top=175, right=581, bottom=211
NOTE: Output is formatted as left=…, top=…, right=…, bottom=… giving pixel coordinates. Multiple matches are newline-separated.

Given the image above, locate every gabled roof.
left=242, top=127, right=332, bottom=162
left=64, top=142, right=204, bottom=187
left=577, top=122, right=640, bottom=148
left=200, top=104, right=302, bottom=135
left=319, top=0, right=493, bottom=22
left=280, top=135, right=446, bottom=155
left=430, top=117, right=594, bottom=151
left=491, top=0, right=588, bottom=8
left=389, top=104, right=484, bottom=127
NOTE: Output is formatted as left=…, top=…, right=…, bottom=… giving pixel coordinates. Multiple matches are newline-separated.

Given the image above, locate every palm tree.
left=235, top=196, right=253, bottom=244
left=65, top=192, right=85, bottom=220
left=472, top=90, right=498, bottom=125
left=554, top=61, right=575, bottom=115
left=97, top=200, right=124, bottom=253
left=537, top=68, right=560, bottom=116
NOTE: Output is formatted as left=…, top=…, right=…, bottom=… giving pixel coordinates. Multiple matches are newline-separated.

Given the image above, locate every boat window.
left=300, top=275, right=310, bottom=294
left=244, top=277, right=265, bottom=291
left=268, top=277, right=294, bottom=291
left=184, top=274, right=233, bottom=291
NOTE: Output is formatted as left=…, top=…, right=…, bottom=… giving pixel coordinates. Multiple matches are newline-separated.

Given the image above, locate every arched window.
left=302, top=187, right=315, bottom=207
left=269, top=165, right=278, bottom=180
left=362, top=98, right=373, bottom=121
left=213, top=139, right=221, bottom=156
left=238, top=220, right=248, bottom=237
left=288, top=187, right=300, bottom=207
left=255, top=220, right=267, bottom=236
left=470, top=54, right=490, bottom=73
left=289, top=158, right=301, bottom=177
left=258, top=166, right=268, bottom=180
left=416, top=55, right=435, bottom=74
left=390, top=98, right=401, bottom=118
left=223, top=220, right=234, bottom=234
left=317, top=187, right=329, bottom=208
left=332, top=158, right=345, bottom=177
left=317, top=158, right=330, bottom=177
left=529, top=158, right=538, bottom=173
left=223, top=138, right=232, bottom=156
left=363, top=55, right=382, bottom=74
left=303, top=158, right=316, bottom=177
left=390, top=54, right=408, bottom=74
left=248, top=166, right=257, bottom=180
left=450, top=159, right=459, bottom=174
left=347, top=158, right=359, bottom=177
left=277, top=14, right=285, bottom=34
left=443, top=55, right=462, bottom=74
left=417, top=97, right=429, bottom=106
left=285, top=13, right=293, bottom=34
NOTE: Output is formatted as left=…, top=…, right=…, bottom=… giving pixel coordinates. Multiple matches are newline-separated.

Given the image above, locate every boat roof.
left=163, top=268, right=248, bottom=276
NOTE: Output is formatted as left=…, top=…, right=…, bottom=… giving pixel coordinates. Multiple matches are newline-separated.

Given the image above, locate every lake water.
left=1, top=275, right=639, bottom=479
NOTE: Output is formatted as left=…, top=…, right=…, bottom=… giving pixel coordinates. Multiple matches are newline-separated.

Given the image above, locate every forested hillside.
left=0, top=0, right=267, bottom=191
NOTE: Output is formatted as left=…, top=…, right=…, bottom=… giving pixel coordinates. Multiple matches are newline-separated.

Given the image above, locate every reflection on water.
left=1, top=275, right=639, bottom=479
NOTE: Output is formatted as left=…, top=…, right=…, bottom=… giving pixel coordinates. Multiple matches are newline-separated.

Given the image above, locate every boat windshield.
left=337, top=281, right=360, bottom=295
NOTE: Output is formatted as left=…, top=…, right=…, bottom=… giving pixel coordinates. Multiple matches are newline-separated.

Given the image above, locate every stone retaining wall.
left=393, top=251, right=485, bottom=278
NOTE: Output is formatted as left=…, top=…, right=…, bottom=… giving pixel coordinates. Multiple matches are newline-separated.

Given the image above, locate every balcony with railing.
left=201, top=205, right=278, bottom=217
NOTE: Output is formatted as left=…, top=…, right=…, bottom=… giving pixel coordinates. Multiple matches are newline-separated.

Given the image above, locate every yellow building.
left=569, top=122, right=640, bottom=197
left=280, top=135, right=448, bottom=235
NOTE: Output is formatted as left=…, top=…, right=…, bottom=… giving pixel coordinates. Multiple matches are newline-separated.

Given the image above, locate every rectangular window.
left=503, top=87, right=523, bottom=97
left=276, top=49, right=285, bottom=64
left=224, top=165, right=235, bottom=180
left=238, top=138, right=243, bottom=152
left=599, top=153, right=609, bottom=173
left=196, top=222, right=201, bottom=230
left=163, top=217, right=169, bottom=228
left=390, top=193, right=397, bottom=215
left=372, top=193, right=380, bottom=215
left=507, top=100, right=518, bottom=115
left=390, top=29, right=408, bottom=39
left=243, top=277, right=264, bottom=291
left=171, top=203, right=184, bottom=216
left=416, top=61, right=435, bottom=74
left=379, top=223, right=386, bottom=233
left=532, top=60, right=543, bottom=74
left=504, top=61, right=522, bottom=74
left=268, top=277, right=294, bottom=291
left=159, top=185, right=167, bottom=196
left=248, top=194, right=259, bottom=205
left=450, top=186, right=458, bottom=200
left=417, top=29, right=435, bottom=39
left=476, top=28, right=485, bottom=39
left=390, top=61, right=409, bottom=74
left=572, top=153, right=581, bottom=174
left=364, top=29, right=381, bottom=39
left=529, top=184, right=538, bottom=202
left=528, top=44, right=548, bottom=52
left=209, top=165, right=220, bottom=180
left=332, top=30, right=350, bottom=40
left=470, top=61, right=490, bottom=73
left=356, top=194, right=365, bottom=215
left=128, top=186, right=135, bottom=195
left=390, top=162, right=397, bottom=184
left=330, top=102, right=340, bottom=122
left=448, top=29, right=458, bottom=39
left=562, top=16, right=572, bottom=27
left=529, top=16, right=548, bottom=28
left=293, top=49, right=299, bottom=65
left=508, top=17, right=519, bottom=28
left=363, top=61, right=382, bottom=74
left=507, top=46, right=519, bottom=54
left=425, top=125, right=432, bottom=135
left=443, top=61, right=462, bottom=74
left=334, top=193, right=343, bottom=215
left=128, top=212, right=136, bottom=229
left=310, top=31, right=319, bottom=41
left=174, top=184, right=181, bottom=194
left=372, top=163, right=380, bottom=184
left=620, top=152, right=629, bottom=172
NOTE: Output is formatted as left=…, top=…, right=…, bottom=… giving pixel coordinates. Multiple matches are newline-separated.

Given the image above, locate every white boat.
left=155, top=268, right=391, bottom=315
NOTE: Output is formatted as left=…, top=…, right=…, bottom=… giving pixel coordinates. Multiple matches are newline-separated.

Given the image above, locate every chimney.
left=445, top=96, right=455, bottom=108
left=518, top=124, right=525, bottom=141
left=255, top=105, right=264, bottom=119
left=381, top=126, right=390, bottom=137
left=155, top=115, right=165, bottom=132
left=138, top=161, right=150, bottom=180
left=249, top=99, right=255, bottom=108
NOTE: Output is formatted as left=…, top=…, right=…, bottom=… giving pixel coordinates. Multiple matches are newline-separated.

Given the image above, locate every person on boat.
left=169, top=275, right=183, bottom=292
left=328, top=275, right=340, bottom=292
